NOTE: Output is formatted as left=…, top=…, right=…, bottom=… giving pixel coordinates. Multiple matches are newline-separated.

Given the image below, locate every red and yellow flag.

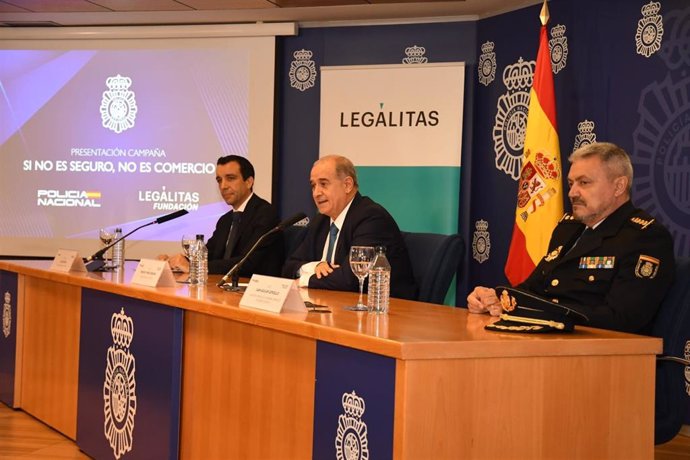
left=504, top=1, right=563, bottom=286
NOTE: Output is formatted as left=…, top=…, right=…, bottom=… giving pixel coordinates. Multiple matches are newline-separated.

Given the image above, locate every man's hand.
left=314, top=261, right=340, bottom=279
left=163, top=253, right=190, bottom=273
left=467, top=286, right=502, bottom=316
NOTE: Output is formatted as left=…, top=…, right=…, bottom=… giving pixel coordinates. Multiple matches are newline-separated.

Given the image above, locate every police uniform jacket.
left=519, top=200, right=675, bottom=333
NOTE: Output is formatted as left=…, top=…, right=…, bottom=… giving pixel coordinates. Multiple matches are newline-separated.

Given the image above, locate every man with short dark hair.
left=282, top=155, right=417, bottom=300
left=162, top=155, right=283, bottom=276
left=468, top=142, right=675, bottom=333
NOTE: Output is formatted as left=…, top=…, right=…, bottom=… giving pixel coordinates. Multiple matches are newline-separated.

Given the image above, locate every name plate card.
left=51, top=249, right=87, bottom=273
left=240, top=275, right=307, bottom=313
left=132, top=259, right=176, bottom=287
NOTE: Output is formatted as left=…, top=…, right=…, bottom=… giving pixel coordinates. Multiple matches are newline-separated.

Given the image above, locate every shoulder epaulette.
left=558, top=213, right=576, bottom=223
left=630, top=216, right=655, bottom=230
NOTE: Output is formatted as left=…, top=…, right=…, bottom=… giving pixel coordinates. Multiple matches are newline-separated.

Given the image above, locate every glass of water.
left=345, top=245, right=375, bottom=311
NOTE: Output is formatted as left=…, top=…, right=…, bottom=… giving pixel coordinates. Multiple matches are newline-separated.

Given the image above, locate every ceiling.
left=0, top=0, right=542, bottom=27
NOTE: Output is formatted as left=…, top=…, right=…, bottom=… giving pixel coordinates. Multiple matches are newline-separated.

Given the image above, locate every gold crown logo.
left=405, top=45, right=426, bottom=57
left=475, top=219, right=489, bottom=232
left=106, top=74, right=132, bottom=91
left=111, top=307, right=134, bottom=348
left=480, top=41, right=495, bottom=54
left=641, top=1, right=661, bottom=16
left=534, top=152, right=559, bottom=180
left=293, top=49, right=313, bottom=60
left=551, top=24, right=566, bottom=38
left=502, top=57, right=535, bottom=91
left=578, top=119, right=595, bottom=134
left=342, top=391, right=365, bottom=418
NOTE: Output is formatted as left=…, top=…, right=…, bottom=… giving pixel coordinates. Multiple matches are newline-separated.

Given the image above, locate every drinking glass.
left=98, top=228, right=114, bottom=269
left=181, top=234, right=195, bottom=259
left=345, top=245, right=375, bottom=311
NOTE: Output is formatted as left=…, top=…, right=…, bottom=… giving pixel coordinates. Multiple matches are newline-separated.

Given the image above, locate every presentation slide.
left=0, top=32, right=276, bottom=259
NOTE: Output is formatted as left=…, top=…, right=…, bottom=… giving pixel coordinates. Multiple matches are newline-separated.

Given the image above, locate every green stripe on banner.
left=357, top=166, right=460, bottom=234
left=357, top=166, right=461, bottom=306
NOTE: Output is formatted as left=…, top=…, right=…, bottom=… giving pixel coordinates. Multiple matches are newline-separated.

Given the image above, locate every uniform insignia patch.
left=635, top=255, right=660, bottom=279
left=630, top=216, right=655, bottom=229
left=545, top=245, right=563, bottom=262
left=558, top=213, right=575, bottom=223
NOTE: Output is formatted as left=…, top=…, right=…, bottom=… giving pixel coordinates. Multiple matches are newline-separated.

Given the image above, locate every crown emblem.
left=111, top=308, right=134, bottom=348
left=341, top=391, right=365, bottom=418
left=577, top=120, right=595, bottom=134
left=106, top=75, right=132, bottom=92
left=403, top=45, right=428, bottom=64
left=534, top=151, right=560, bottom=180
left=502, top=57, right=535, bottom=91
left=293, top=49, right=312, bottom=61
left=475, top=219, right=489, bottom=232
left=4, top=292, right=9, bottom=303
left=551, top=24, right=566, bottom=38
left=480, top=41, right=495, bottom=54
left=641, top=1, right=661, bottom=17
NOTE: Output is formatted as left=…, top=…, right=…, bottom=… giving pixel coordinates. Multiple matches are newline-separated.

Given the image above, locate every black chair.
left=401, top=231, right=464, bottom=305
left=283, top=224, right=308, bottom=259
left=651, top=256, right=690, bottom=445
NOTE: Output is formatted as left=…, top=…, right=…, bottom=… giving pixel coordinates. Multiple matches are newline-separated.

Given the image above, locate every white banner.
left=320, top=63, right=465, bottom=167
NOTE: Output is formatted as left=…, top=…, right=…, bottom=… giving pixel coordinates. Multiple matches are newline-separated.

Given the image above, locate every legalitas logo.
left=138, top=186, right=200, bottom=211
left=36, top=189, right=101, bottom=208
left=339, top=103, right=439, bottom=128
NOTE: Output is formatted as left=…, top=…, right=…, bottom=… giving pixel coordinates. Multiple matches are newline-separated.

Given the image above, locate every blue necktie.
left=325, top=223, right=339, bottom=263
left=224, top=211, right=242, bottom=259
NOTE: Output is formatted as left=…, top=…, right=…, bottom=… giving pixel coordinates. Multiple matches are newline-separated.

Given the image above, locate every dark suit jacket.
left=519, top=200, right=675, bottom=333
left=206, top=194, right=283, bottom=276
left=282, top=193, right=417, bottom=300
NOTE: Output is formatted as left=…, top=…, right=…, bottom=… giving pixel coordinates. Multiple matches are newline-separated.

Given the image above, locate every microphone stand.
left=219, top=228, right=279, bottom=292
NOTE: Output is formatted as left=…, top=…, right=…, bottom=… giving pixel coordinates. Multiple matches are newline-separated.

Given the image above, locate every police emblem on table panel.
left=684, top=341, right=690, bottom=395
left=635, top=1, right=664, bottom=58
left=472, top=219, right=491, bottom=264
left=633, top=4, right=690, bottom=257
left=3, top=291, right=11, bottom=339
left=402, top=45, right=428, bottom=65
left=103, top=308, right=137, bottom=460
left=573, top=119, right=597, bottom=152
left=478, top=41, right=496, bottom=86
left=335, top=391, right=369, bottom=460
left=289, top=49, right=317, bottom=92
left=493, top=58, right=535, bottom=180
left=549, top=24, right=568, bottom=74
left=100, top=74, right=138, bottom=134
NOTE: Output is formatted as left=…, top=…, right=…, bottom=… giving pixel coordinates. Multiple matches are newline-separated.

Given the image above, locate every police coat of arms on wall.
left=335, top=391, right=369, bottom=460
left=635, top=1, right=664, bottom=58
left=289, top=49, right=317, bottom=92
left=633, top=4, right=690, bottom=257
left=478, top=41, right=497, bottom=86
left=2, top=291, right=10, bottom=338
left=472, top=220, right=491, bottom=264
left=103, top=308, right=137, bottom=459
left=402, top=45, right=428, bottom=64
left=100, top=74, right=138, bottom=134
left=493, top=57, right=536, bottom=180
left=573, top=119, right=597, bottom=151
left=549, top=24, right=568, bottom=74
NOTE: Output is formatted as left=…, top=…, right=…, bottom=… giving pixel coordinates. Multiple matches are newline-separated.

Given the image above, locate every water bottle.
left=367, top=246, right=391, bottom=314
left=112, top=228, right=125, bottom=269
left=190, top=234, right=207, bottom=285
left=196, top=234, right=208, bottom=285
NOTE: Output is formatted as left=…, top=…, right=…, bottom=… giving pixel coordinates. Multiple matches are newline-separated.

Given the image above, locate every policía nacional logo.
left=103, top=308, right=137, bottom=459
left=478, top=41, right=497, bottom=86
left=100, top=74, right=137, bottom=134
left=549, top=24, right=568, bottom=74
left=289, top=49, right=317, bottom=92
left=684, top=341, right=690, bottom=395
left=472, top=219, right=491, bottom=264
left=493, top=57, right=535, bottom=180
left=633, top=4, right=690, bottom=257
left=635, top=1, right=664, bottom=58
left=402, top=45, right=428, bottom=64
left=2, top=291, right=10, bottom=338
left=573, top=119, right=597, bottom=151
left=335, top=391, right=369, bottom=460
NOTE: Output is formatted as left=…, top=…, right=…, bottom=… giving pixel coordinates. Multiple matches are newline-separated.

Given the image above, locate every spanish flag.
left=504, top=1, right=563, bottom=286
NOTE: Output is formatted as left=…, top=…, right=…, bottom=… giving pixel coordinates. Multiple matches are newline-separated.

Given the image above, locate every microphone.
left=85, top=209, right=190, bottom=271
left=218, top=212, right=307, bottom=289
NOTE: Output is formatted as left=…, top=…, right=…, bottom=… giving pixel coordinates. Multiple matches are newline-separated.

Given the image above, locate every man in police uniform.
left=468, top=142, right=675, bottom=333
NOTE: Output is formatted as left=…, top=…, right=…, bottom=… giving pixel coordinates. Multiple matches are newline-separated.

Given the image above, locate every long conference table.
left=0, top=259, right=661, bottom=459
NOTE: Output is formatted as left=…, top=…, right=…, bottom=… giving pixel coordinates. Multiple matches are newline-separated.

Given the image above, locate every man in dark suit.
left=162, top=155, right=283, bottom=276
left=467, top=142, right=675, bottom=333
left=282, top=155, right=417, bottom=300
